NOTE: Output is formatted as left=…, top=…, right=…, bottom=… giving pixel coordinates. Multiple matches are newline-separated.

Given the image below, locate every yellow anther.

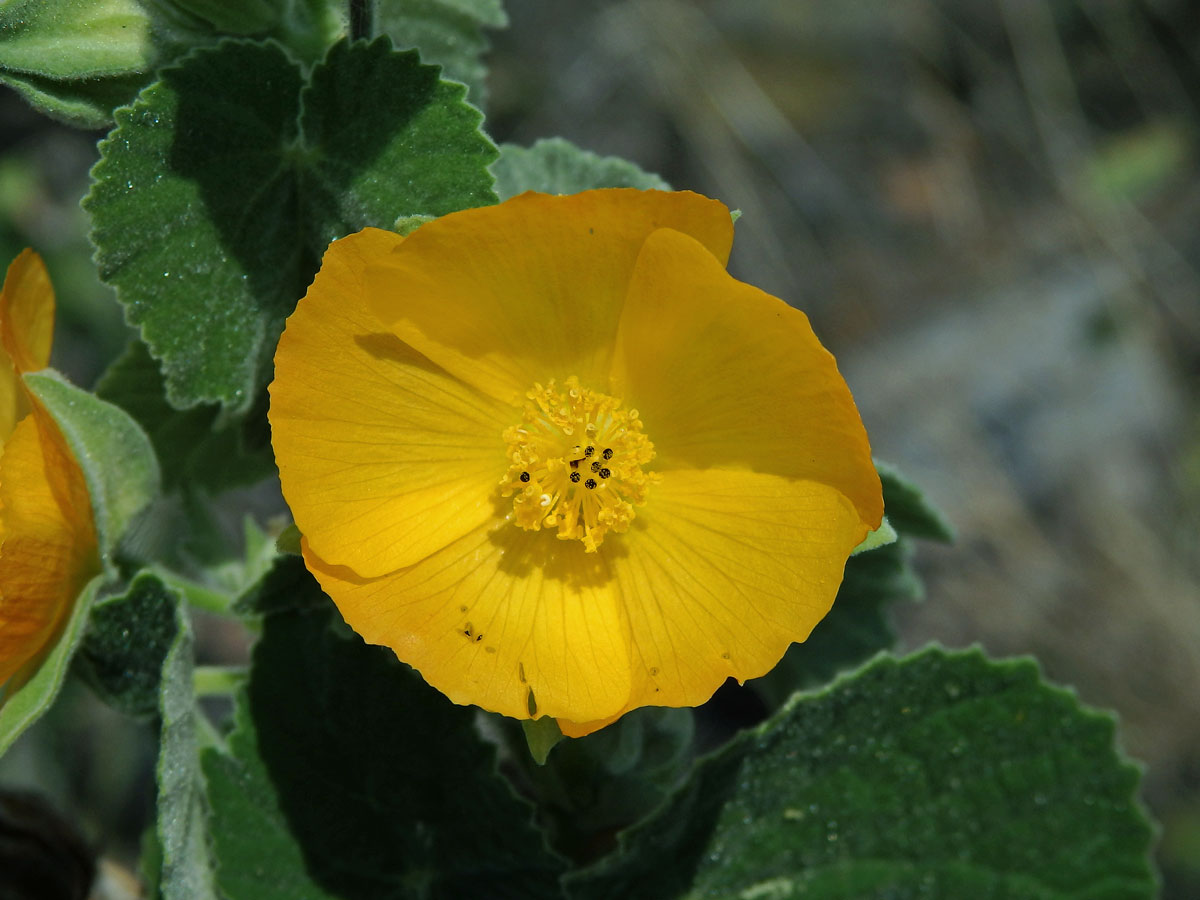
left=499, top=377, right=657, bottom=551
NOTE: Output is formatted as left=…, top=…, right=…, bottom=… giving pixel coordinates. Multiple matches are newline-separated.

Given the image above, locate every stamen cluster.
left=500, top=376, right=657, bottom=551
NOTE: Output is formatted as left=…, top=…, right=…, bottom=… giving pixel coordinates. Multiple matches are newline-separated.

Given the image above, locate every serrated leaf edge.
left=570, top=644, right=1158, bottom=897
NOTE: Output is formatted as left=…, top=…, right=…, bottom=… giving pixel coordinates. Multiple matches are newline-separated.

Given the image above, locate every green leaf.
left=157, top=0, right=351, bottom=65
left=1084, top=121, right=1190, bottom=204
left=0, top=0, right=153, bottom=78
left=57, top=573, right=215, bottom=895
left=392, top=212, right=436, bottom=235
left=492, top=138, right=671, bottom=200
left=231, top=554, right=326, bottom=618
left=0, top=574, right=103, bottom=756
left=164, top=0, right=280, bottom=34
left=570, top=648, right=1158, bottom=900
left=203, top=579, right=565, bottom=899
left=0, top=0, right=217, bottom=127
left=199, top=517, right=284, bottom=610
left=153, top=576, right=219, bottom=900
left=139, top=823, right=164, bottom=900
left=374, top=0, right=508, bottom=102
left=126, top=516, right=283, bottom=620
left=876, top=459, right=955, bottom=543
left=24, top=370, right=160, bottom=559
left=75, top=572, right=179, bottom=717
left=850, top=515, right=897, bottom=556
left=95, top=340, right=276, bottom=493
left=511, top=706, right=695, bottom=865
left=273, top=522, right=302, bottom=556
left=0, top=69, right=150, bottom=129
left=522, top=716, right=565, bottom=765
left=85, top=36, right=498, bottom=413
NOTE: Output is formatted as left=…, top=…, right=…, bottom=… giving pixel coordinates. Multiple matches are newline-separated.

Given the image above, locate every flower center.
left=500, top=377, right=657, bottom=552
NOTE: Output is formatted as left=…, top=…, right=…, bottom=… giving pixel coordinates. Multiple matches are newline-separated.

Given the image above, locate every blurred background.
left=1, top=0, right=1197, bottom=895
left=491, top=1, right=1200, bottom=893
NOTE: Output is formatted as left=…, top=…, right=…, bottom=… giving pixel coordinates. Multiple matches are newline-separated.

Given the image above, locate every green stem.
left=147, top=566, right=234, bottom=616
left=193, top=707, right=227, bottom=753
left=349, top=0, right=372, bottom=41
left=193, top=665, right=249, bottom=697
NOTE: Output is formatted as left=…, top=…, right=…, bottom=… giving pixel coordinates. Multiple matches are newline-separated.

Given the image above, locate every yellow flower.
left=0, top=251, right=100, bottom=697
left=269, top=190, right=883, bottom=736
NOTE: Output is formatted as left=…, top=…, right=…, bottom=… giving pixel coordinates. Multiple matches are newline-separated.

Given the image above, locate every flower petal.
left=0, top=407, right=99, bottom=687
left=0, top=250, right=54, bottom=443
left=367, top=190, right=735, bottom=405
left=0, top=361, right=18, bottom=448
left=0, top=249, right=53, bottom=375
left=303, top=520, right=633, bottom=724
left=558, top=468, right=867, bottom=736
left=612, top=227, right=883, bottom=527
left=270, top=228, right=514, bottom=576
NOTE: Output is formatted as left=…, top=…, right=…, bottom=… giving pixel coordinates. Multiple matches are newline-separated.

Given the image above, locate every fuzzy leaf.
left=24, top=370, right=159, bottom=559
left=85, top=36, right=497, bottom=412
left=164, top=0, right=280, bottom=34
left=492, top=138, right=670, bottom=200
left=569, top=648, right=1157, bottom=900
left=153, top=576, right=218, bottom=900
left=0, top=69, right=150, bottom=129
left=231, top=554, right=326, bottom=618
left=375, top=0, right=507, bottom=102
left=0, top=0, right=154, bottom=78
left=203, top=574, right=565, bottom=898
left=95, top=340, right=275, bottom=493
left=75, top=572, right=179, bottom=718
left=876, top=459, right=955, bottom=543
left=0, top=0, right=213, bottom=127
left=850, top=515, right=897, bottom=555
